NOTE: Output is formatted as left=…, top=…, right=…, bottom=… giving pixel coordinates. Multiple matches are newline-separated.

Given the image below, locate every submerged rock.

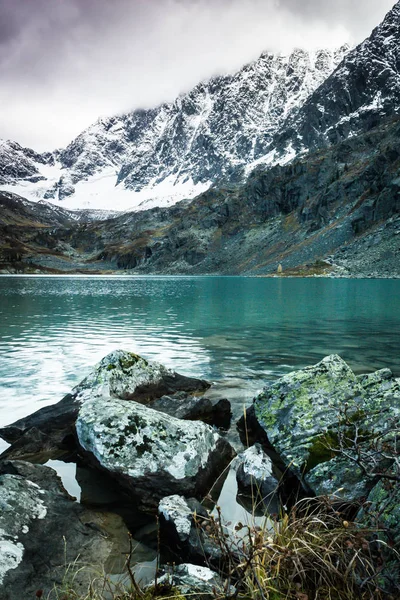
left=0, top=460, right=130, bottom=600
left=76, top=398, right=235, bottom=510
left=0, top=350, right=211, bottom=461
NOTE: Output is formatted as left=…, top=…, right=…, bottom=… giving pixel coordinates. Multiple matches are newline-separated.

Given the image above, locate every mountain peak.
left=1, top=0, right=398, bottom=215
left=0, top=44, right=348, bottom=211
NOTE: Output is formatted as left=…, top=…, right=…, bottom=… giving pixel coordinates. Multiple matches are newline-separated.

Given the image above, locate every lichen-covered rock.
left=304, top=456, right=374, bottom=502
left=87, top=350, right=210, bottom=402
left=358, top=479, right=400, bottom=547
left=357, top=368, right=394, bottom=394
left=357, top=479, right=400, bottom=591
left=0, top=349, right=210, bottom=461
left=159, top=495, right=196, bottom=542
left=76, top=398, right=235, bottom=510
left=251, top=356, right=400, bottom=508
left=158, top=495, right=221, bottom=566
left=253, top=355, right=365, bottom=474
left=153, top=563, right=234, bottom=600
left=253, top=356, right=400, bottom=474
left=235, top=444, right=279, bottom=507
left=0, top=460, right=130, bottom=600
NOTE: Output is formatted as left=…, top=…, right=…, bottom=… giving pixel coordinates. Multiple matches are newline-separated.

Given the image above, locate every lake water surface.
left=1, top=275, right=399, bottom=578
left=1, top=275, right=399, bottom=434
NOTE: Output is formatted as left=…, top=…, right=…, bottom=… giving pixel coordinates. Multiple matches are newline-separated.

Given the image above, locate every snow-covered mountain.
left=0, top=140, right=56, bottom=185
left=2, top=1, right=400, bottom=214
left=0, top=46, right=348, bottom=212
left=265, top=1, right=400, bottom=161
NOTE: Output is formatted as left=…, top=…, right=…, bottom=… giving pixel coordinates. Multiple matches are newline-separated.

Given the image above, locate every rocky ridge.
left=0, top=46, right=348, bottom=210
left=3, top=111, right=399, bottom=277
left=267, top=1, right=400, bottom=161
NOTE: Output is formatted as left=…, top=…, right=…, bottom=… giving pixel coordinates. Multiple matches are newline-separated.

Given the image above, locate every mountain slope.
left=2, top=114, right=399, bottom=277
left=0, top=140, right=55, bottom=185
left=267, top=2, right=400, bottom=161
left=0, top=191, right=121, bottom=273
left=0, top=47, right=348, bottom=211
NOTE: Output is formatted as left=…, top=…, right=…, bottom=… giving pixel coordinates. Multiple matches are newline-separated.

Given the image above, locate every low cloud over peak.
left=0, top=0, right=395, bottom=150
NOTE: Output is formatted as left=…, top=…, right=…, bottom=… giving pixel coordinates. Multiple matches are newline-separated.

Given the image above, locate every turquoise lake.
left=0, top=274, right=399, bottom=571
left=1, top=275, right=399, bottom=441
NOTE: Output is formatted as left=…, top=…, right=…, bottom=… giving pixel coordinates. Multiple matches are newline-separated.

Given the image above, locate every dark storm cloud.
left=0, top=0, right=395, bottom=149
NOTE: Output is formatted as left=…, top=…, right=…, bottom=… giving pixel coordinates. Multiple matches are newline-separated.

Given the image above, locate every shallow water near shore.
left=0, top=275, right=399, bottom=568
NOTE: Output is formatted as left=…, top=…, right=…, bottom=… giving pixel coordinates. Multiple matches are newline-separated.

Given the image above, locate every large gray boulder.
left=0, top=460, right=130, bottom=600
left=0, top=350, right=211, bottom=461
left=76, top=397, right=235, bottom=510
left=253, top=355, right=365, bottom=475
left=250, top=356, right=400, bottom=519
left=253, top=355, right=400, bottom=476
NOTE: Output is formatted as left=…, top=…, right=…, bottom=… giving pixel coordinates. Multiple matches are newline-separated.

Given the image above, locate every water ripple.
left=0, top=276, right=399, bottom=429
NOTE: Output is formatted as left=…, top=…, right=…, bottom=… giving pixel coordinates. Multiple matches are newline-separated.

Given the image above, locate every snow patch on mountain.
left=1, top=162, right=210, bottom=213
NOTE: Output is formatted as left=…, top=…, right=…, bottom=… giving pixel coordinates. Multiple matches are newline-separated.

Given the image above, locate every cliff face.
left=267, top=2, right=400, bottom=160
left=0, top=47, right=347, bottom=209
left=2, top=115, right=399, bottom=277
left=68, top=116, right=400, bottom=278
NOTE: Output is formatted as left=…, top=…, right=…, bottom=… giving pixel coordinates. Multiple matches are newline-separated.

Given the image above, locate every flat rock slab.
left=76, top=398, right=235, bottom=510
left=0, top=460, right=130, bottom=600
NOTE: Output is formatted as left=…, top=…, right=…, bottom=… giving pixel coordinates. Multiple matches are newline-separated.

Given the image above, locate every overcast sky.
left=0, top=0, right=395, bottom=150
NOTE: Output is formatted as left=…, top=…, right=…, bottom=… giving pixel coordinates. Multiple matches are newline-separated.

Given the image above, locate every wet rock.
left=149, top=392, right=231, bottom=429
left=0, top=350, right=210, bottom=460
left=153, top=563, right=234, bottom=600
left=235, top=444, right=279, bottom=513
left=158, top=495, right=221, bottom=567
left=76, top=398, right=235, bottom=511
left=0, top=460, right=130, bottom=600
